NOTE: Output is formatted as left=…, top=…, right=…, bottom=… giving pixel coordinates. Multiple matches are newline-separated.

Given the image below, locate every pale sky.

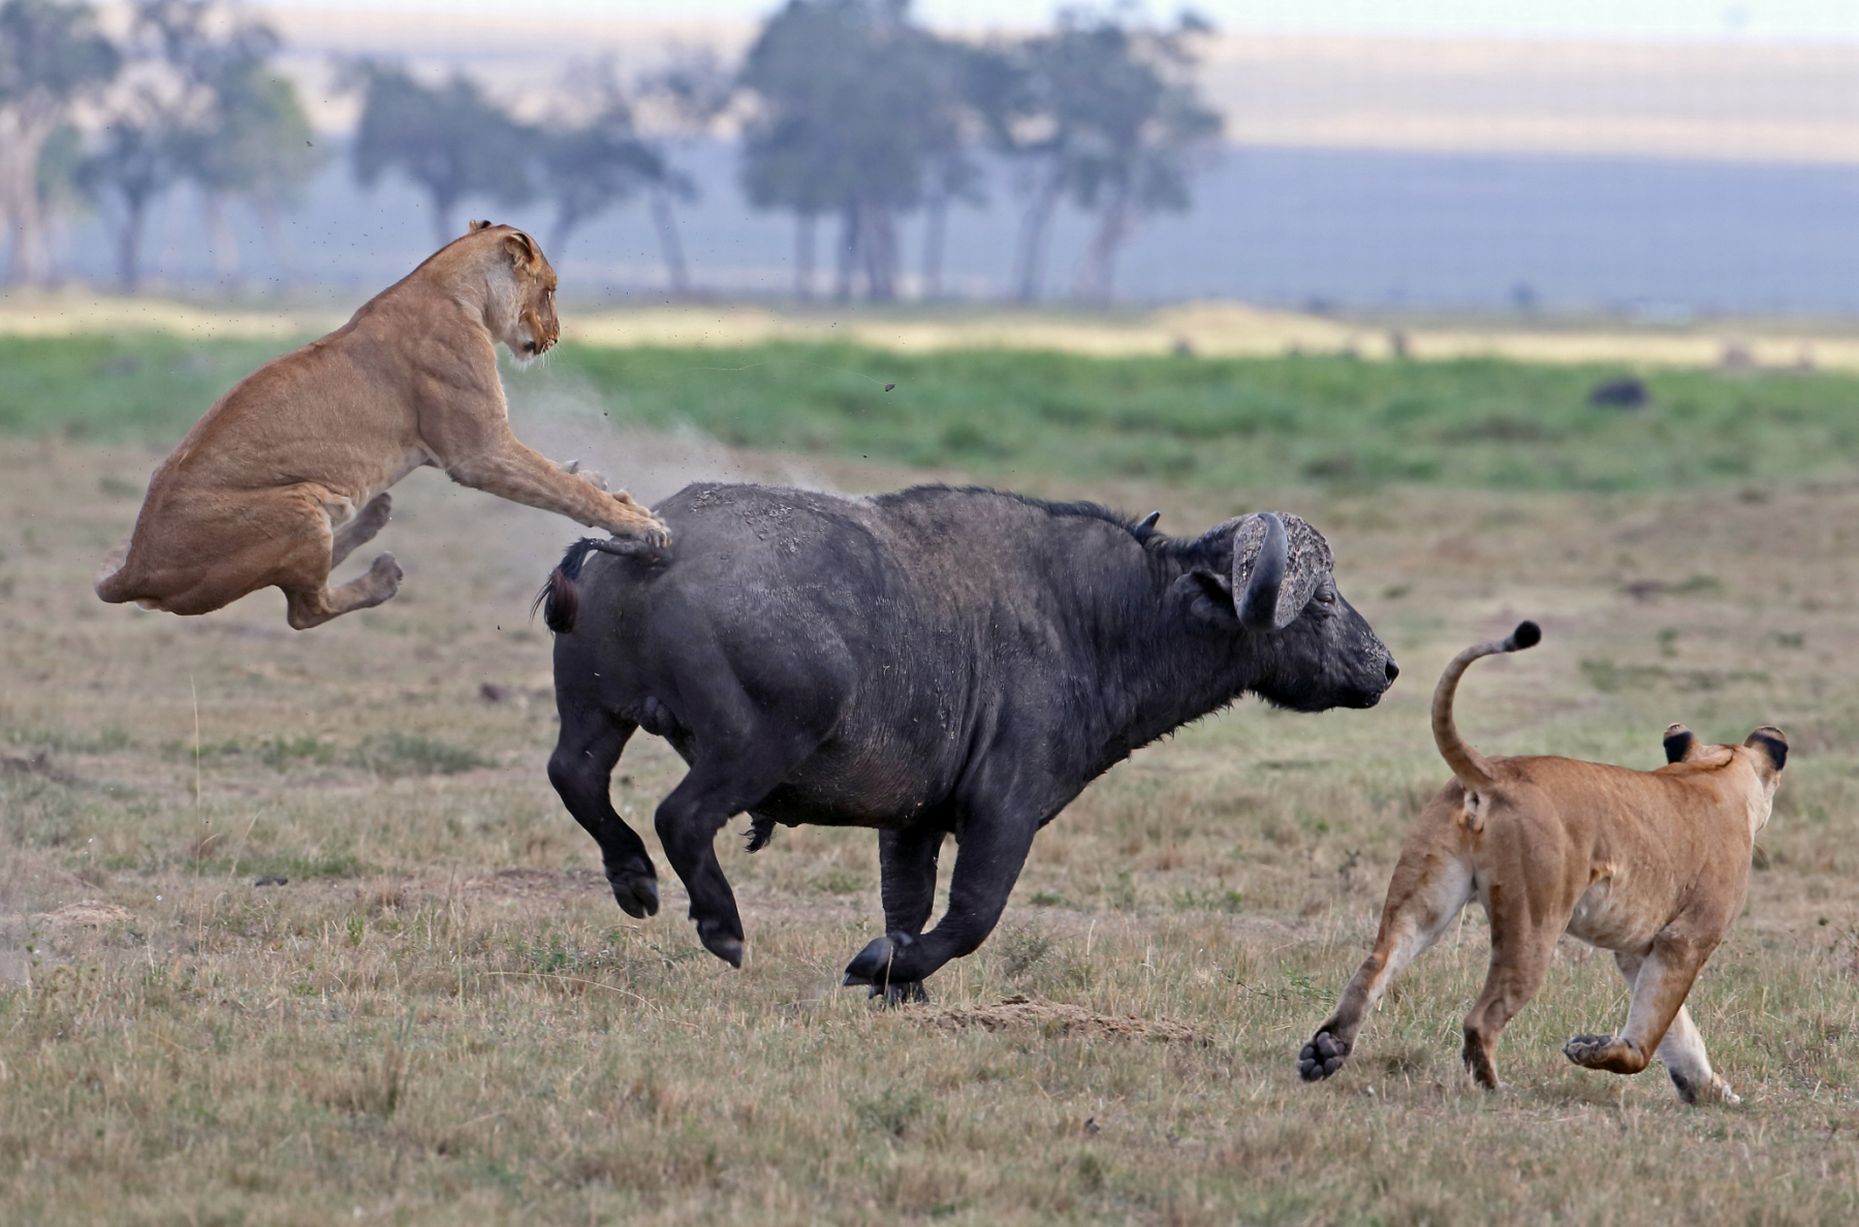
left=251, top=0, right=1859, bottom=42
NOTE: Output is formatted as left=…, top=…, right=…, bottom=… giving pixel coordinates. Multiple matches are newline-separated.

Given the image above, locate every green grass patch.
left=8, top=332, right=1859, bottom=492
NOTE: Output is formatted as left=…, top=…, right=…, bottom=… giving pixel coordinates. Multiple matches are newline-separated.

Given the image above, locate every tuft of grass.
left=352, top=732, right=491, bottom=779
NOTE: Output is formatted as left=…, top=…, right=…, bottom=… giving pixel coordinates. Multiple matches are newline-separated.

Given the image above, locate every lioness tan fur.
left=1298, top=620, right=1787, bottom=1103
left=94, top=220, right=668, bottom=629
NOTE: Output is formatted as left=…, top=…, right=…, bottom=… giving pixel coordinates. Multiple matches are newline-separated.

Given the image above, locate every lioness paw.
left=1297, top=1029, right=1351, bottom=1081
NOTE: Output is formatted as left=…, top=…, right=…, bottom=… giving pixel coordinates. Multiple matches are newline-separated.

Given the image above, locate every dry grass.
left=3, top=430, right=1858, bottom=1224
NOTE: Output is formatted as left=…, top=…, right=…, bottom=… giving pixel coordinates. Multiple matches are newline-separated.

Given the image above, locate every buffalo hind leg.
left=863, top=826, right=946, bottom=1005
left=845, top=808, right=1035, bottom=992
left=655, top=733, right=821, bottom=968
left=1300, top=853, right=1473, bottom=1082
left=548, top=714, right=657, bottom=918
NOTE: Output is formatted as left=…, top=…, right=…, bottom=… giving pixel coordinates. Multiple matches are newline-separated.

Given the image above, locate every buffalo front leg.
left=445, top=435, right=669, bottom=544
left=845, top=811, right=1035, bottom=994
left=547, top=714, right=658, bottom=918
left=863, top=826, right=946, bottom=1005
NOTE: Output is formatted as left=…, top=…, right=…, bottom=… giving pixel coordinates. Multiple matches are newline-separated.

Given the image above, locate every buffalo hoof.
left=867, top=980, right=929, bottom=1007
left=1297, top=1029, right=1351, bottom=1082
left=843, top=931, right=918, bottom=992
left=696, top=918, right=744, bottom=968
left=607, top=869, right=659, bottom=919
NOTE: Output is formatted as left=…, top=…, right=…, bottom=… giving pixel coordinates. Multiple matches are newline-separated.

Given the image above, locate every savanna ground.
left=2, top=329, right=1857, bottom=1225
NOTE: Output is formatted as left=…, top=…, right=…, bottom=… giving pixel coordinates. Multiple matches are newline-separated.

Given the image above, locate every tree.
left=137, top=0, right=319, bottom=285
left=993, top=6, right=1222, bottom=303
left=68, top=0, right=315, bottom=290
left=739, top=0, right=964, bottom=302
left=632, top=47, right=732, bottom=295
left=351, top=62, right=534, bottom=250
left=75, top=101, right=177, bottom=289
left=0, top=0, right=120, bottom=285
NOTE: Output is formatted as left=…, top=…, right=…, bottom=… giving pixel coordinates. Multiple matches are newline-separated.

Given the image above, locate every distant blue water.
left=38, top=141, right=1859, bottom=316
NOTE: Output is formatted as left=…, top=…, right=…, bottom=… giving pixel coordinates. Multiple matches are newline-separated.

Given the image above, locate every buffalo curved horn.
left=1233, top=512, right=1288, bottom=632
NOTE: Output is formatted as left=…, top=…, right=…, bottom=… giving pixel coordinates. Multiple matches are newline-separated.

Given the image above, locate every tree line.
left=0, top=0, right=1222, bottom=301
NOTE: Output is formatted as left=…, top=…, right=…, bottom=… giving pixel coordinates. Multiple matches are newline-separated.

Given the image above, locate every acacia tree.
left=71, top=0, right=315, bottom=289
left=0, top=0, right=120, bottom=284
left=534, top=60, right=660, bottom=265
left=75, top=98, right=177, bottom=289
left=351, top=62, right=535, bottom=249
left=994, top=7, right=1222, bottom=303
left=139, top=0, right=318, bottom=284
left=739, top=0, right=963, bottom=302
left=632, top=48, right=732, bottom=295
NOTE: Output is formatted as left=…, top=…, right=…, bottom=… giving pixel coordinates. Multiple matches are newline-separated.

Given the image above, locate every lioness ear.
left=1662, top=722, right=1696, bottom=764
left=467, top=218, right=494, bottom=233
left=1745, top=726, right=1788, bottom=772
left=504, top=230, right=538, bottom=269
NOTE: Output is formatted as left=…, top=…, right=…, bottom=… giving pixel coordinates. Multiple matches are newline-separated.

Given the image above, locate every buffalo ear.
left=1745, top=726, right=1788, bottom=772
left=1172, top=570, right=1237, bottom=626
left=504, top=230, right=539, bottom=269
left=1662, top=723, right=1696, bottom=764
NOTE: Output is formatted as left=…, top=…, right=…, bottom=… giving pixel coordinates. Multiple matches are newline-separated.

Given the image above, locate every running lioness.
left=1298, top=621, right=1786, bottom=1103
left=95, top=220, right=668, bottom=629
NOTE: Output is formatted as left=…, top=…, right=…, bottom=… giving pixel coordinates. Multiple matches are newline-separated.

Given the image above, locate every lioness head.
left=466, top=219, right=560, bottom=366
left=1663, top=721, right=1788, bottom=828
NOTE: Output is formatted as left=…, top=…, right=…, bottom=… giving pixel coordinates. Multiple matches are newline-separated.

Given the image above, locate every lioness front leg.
left=446, top=435, right=669, bottom=544
left=1608, top=953, right=1738, bottom=1104
left=1564, top=932, right=1713, bottom=1082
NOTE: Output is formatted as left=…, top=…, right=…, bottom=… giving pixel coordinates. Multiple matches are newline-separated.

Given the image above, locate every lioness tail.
left=1432, top=620, right=1540, bottom=794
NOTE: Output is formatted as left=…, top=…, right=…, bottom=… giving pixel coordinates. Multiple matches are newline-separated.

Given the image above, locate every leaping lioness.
left=95, top=220, right=668, bottom=629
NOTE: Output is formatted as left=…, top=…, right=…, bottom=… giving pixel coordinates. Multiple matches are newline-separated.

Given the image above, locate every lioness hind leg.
left=1300, top=848, right=1473, bottom=1082
left=1564, top=935, right=1711, bottom=1081
left=1461, top=899, right=1561, bottom=1091
left=284, top=553, right=403, bottom=630
left=329, top=494, right=393, bottom=568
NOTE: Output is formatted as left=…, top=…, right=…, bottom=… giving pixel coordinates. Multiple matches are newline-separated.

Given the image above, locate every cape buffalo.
left=539, top=483, right=1397, bottom=999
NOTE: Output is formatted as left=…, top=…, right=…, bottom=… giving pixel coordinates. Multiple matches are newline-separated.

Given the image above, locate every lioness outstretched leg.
left=1564, top=931, right=1714, bottom=1081
left=329, top=493, right=392, bottom=568
left=1607, top=953, right=1738, bottom=1104
left=445, top=434, right=669, bottom=544
left=1299, top=843, right=1473, bottom=1081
